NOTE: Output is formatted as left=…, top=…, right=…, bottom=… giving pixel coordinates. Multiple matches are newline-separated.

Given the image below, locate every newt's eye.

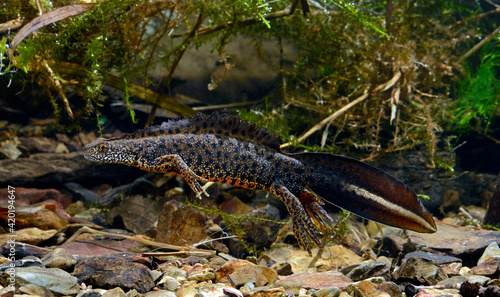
left=98, top=143, right=108, bottom=152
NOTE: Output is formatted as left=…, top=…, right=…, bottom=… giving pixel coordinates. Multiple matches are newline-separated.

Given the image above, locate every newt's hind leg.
left=152, top=155, right=209, bottom=199
left=270, top=181, right=321, bottom=254
left=297, top=189, right=334, bottom=231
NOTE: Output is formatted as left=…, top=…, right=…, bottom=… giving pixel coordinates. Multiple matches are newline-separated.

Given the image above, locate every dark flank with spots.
left=83, top=112, right=436, bottom=254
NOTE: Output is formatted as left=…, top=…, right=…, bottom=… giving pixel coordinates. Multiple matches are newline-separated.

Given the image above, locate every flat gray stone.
left=388, top=221, right=500, bottom=266
left=403, top=251, right=462, bottom=264
left=11, top=266, right=80, bottom=295
left=438, top=275, right=491, bottom=286
left=341, top=258, right=392, bottom=281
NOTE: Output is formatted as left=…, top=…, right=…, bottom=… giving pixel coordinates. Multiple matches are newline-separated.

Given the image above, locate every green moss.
left=323, top=209, right=351, bottom=245
left=3, top=0, right=498, bottom=155
left=187, top=199, right=285, bottom=254
left=451, top=41, right=500, bottom=134
left=237, top=109, right=292, bottom=143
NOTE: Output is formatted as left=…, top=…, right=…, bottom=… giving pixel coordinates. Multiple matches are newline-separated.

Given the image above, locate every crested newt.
left=83, top=112, right=436, bottom=253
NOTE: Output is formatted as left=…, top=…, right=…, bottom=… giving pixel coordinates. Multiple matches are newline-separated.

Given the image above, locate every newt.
left=83, top=112, right=436, bottom=252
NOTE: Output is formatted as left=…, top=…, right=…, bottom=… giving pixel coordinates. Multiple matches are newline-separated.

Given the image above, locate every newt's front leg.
left=270, top=181, right=321, bottom=254
left=152, top=154, right=209, bottom=199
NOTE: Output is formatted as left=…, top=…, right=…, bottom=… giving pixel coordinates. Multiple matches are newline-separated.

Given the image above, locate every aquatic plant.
left=0, top=0, right=498, bottom=162
left=451, top=41, right=500, bottom=135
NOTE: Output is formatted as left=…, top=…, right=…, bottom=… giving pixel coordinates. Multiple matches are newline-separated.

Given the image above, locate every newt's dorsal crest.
left=113, top=112, right=283, bottom=152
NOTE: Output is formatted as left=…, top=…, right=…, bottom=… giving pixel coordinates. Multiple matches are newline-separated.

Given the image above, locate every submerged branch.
left=42, top=60, right=74, bottom=120
left=0, top=17, right=23, bottom=34
left=172, top=9, right=292, bottom=38
left=66, top=226, right=216, bottom=256
left=281, top=87, right=370, bottom=148
left=105, top=74, right=197, bottom=118
left=459, top=25, right=500, bottom=62
left=281, top=69, right=403, bottom=148
left=9, top=3, right=99, bottom=56
left=172, top=6, right=339, bottom=39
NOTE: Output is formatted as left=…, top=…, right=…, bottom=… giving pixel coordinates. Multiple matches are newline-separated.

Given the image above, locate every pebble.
left=393, top=257, right=448, bottom=285
left=214, top=259, right=277, bottom=287
left=0, top=227, right=57, bottom=245
left=151, top=269, right=163, bottom=282
left=384, top=221, right=500, bottom=267
left=262, top=245, right=362, bottom=274
left=177, top=284, right=198, bottom=297
left=441, top=261, right=463, bottom=276
left=101, top=287, right=126, bottom=297
left=75, top=289, right=102, bottom=297
left=17, top=205, right=68, bottom=230
left=142, top=291, right=177, bottom=297
left=0, top=256, right=43, bottom=274
left=0, top=141, right=22, bottom=160
left=155, top=200, right=222, bottom=248
left=341, top=257, right=392, bottom=281
left=195, top=283, right=230, bottom=297
left=55, top=142, right=70, bottom=153
left=186, top=271, right=215, bottom=282
left=312, top=286, right=341, bottom=297
left=470, top=257, right=500, bottom=277
left=41, top=248, right=77, bottom=270
left=0, top=187, right=72, bottom=207
left=270, top=261, right=293, bottom=276
left=346, top=279, right=403, bottom=297
left=403, top=251, right=462, bottom=265
left=415, top=288, right=460, bottom=297
left=18, top=284, right=55, bottom=297
left=73, top=253, right=154, bottom=293
left=14, top=266, right=81, bottom=295
left=437, top=274, right=490, bottom=286
left=479, top=242, right=500, bottom=265
left=162, top=265, right=188, bottom=281
left=275, top=271, right=351, bottom=294
left=108, top=194, right=162, bottom=235
left=65, top=200, right=86, bottom=216
left=158, top=275, right=181, bottom=291
left=484, top=286, right=500, bottom=297
left=243, top=286, right=285, bottom=297
left=459, top=280, right=481, bottom=297
left=224, top=287, right=245, bottom=297
left=0, top=241, right=51, bottom=259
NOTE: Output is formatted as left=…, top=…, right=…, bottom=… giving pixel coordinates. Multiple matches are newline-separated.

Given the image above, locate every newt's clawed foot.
left=291, top=212, right=322, bottom=255
left=184, top=174, right=210, bottom=199
left=298, top=190, right=334, bottom=232
left=304, top=202, right=334, bottom=231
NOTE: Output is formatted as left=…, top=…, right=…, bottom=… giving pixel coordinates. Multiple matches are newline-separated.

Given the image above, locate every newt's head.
left=83, top=138, right=141, bottom=165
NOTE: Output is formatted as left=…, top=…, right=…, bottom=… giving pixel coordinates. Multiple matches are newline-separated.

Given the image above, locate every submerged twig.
left=386, top=0, right=392, bottom=35
left=66, top=226, right=216, bottom=256
left=459, top=24, right=500, bottom=62
left=9, top=3, right=99, bottom=55
left=192, top=99, right=266, bottom=111
left=0, top=17, right=23, bottom=34
left=281, top=87, right=369, bottom=148
left=172, top=9, right=291, bottom=38
left=42, top=60, right=73, bottom=120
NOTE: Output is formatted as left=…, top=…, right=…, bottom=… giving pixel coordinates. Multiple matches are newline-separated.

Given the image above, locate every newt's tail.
left=290, top=152, right=436, bottom=233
